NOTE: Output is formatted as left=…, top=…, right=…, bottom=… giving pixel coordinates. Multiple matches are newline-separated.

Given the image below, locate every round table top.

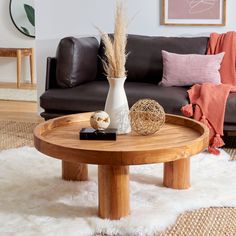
left=34, top=112, right=209, bottom=165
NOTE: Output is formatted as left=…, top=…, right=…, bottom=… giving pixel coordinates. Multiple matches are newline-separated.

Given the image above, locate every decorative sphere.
left=90, top=111, right=110, bottom=131
left=129, top=99, right=165, bottom=135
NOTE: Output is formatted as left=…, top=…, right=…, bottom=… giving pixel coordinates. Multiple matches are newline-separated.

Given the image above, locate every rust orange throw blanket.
left=182, top=32, right=236, bottom=155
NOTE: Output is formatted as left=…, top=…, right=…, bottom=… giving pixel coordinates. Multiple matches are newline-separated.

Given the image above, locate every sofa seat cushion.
left=40, top=81, right=189, bottom=115
left=41, top=81, right=109, bottom=112
left=126, top=84, right=189, bottom=115
left=40, top=80, right=235, bottom=123
left=225, top=92, right=236, bottom=124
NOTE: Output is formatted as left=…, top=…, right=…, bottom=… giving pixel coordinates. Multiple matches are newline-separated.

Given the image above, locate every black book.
left=79, top=128, right=117, bottom=141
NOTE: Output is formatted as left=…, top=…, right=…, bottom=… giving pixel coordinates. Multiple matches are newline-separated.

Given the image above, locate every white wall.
left=36, top=0, right=236, bottom=111
left=0, top=1, right=35, bottom=83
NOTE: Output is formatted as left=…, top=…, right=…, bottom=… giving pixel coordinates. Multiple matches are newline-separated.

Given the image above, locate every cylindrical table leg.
left=62, top=161, right=88, bottom=181
left=163, top=157, right=190, bottom=189
left=98, top=165, right=130, bottom=220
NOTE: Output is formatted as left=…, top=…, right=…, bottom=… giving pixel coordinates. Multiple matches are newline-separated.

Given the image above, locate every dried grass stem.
left=99, top=0, right=128, bottom=78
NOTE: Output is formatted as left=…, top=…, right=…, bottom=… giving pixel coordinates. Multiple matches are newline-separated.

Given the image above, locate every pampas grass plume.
left=99, top=0, right=128, bottom=78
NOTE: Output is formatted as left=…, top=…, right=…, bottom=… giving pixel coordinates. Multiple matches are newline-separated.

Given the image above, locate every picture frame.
left=162, top=0, right=226, bottom=26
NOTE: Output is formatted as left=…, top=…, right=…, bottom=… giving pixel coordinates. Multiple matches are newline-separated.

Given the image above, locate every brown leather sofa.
left=40, top=35, right=236, bottom=132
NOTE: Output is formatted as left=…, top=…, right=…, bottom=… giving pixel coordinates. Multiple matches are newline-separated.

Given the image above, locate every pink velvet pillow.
left=160, top=50, right=225, bottom=87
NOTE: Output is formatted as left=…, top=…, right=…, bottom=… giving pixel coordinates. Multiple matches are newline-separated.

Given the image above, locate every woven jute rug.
left=1, top=120, right=236, bottom=236
left=0, top=120, right=38, bottom=150
left=157, top=207, right=236, bottom=236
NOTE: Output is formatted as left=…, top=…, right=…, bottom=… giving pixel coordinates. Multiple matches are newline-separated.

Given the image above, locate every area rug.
left=158, top=207, right=236, bottom=236
left=0, top=120, right=38, bottom=150
left=0, top=88, right=37, bottom=102
left=0, top=147, right=236, bottom=236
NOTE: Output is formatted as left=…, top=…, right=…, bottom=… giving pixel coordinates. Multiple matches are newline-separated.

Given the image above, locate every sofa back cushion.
left=97, top=34, right=209, bottom=84
left=56, top=37, right=99, bottom=88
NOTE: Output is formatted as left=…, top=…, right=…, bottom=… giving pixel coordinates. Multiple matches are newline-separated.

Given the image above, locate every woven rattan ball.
left=129, top=99, right=165, bottom=135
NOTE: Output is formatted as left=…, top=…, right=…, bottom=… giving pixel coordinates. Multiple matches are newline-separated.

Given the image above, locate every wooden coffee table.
left=34, top=113, right=209, bottom=220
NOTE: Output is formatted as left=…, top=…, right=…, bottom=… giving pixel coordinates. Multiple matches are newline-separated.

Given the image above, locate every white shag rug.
left=0, top=147, right=235, bottom=236
left=0, top=88, right=37, bottom=102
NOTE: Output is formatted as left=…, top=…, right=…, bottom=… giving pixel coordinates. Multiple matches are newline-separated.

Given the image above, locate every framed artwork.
left=162, top=0, right=226, bottom=26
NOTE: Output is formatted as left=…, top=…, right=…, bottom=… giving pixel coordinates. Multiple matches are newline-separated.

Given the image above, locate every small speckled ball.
left=129, top=99, right=165, bottom=135
left=90, top=111, right=110, bottom=131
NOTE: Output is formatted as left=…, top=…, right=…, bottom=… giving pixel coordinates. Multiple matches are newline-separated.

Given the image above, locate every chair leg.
left=29, top=48, right=35, bottom=85
left=16, top=49, right=22, bottom=88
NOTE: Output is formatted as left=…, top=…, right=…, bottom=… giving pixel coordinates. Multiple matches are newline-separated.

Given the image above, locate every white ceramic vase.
left=105, top=77, right=131, bottom=134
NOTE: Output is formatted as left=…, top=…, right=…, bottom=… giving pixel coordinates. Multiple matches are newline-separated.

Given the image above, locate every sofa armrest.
left=45, top=57, right=57, bottom=90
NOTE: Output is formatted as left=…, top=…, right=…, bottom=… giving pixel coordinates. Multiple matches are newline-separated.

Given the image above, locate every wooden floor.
left=0, top=82, right=36, bottom=90
left=0, top=81, right=41, bottom=122
left=0, top=100, right=42, bottom=122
